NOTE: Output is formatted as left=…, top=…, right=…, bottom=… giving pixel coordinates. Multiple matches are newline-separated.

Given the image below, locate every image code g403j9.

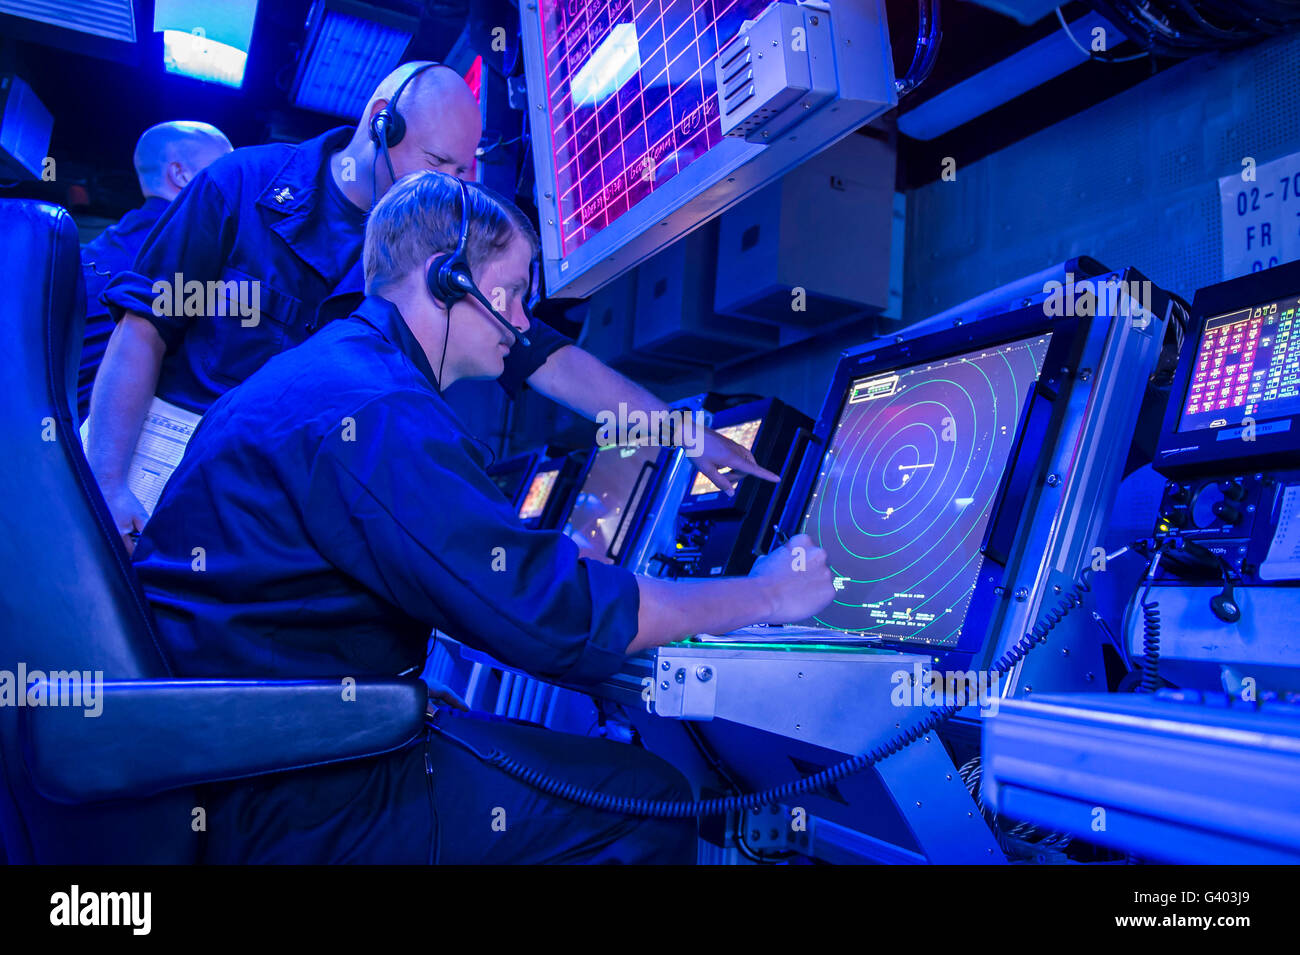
left=798, top=335, right=1053, bottom=647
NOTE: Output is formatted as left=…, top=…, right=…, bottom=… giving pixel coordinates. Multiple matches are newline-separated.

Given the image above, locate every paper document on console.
left=80, top=396, right=202, bottom=518
left=1262, top=484, right=1300, bottom=582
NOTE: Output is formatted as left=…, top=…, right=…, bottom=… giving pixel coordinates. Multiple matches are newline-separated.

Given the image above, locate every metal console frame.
left=588, top=268, right=1173, bottom=862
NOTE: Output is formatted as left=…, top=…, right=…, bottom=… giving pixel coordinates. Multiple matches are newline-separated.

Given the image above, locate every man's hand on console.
left=748, top=533, right=836, bottom=623
left=628, top=534, right=835, bottom=653
left=691, top=428, right=780, bottom=496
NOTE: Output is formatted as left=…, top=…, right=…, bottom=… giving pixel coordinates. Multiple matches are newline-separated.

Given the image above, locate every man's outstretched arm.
left=302, top=395, right=833, bottom=684
left=526, top=344, right=781, bottom=493
left=628, top=535, right=831, bottom=653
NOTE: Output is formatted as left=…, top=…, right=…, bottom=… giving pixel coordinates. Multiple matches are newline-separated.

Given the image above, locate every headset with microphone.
left=369, top=62, right=438, bottom=186
left=426, top=176, right=531, bottom=349
left=369, top=64, right=531, bottom=360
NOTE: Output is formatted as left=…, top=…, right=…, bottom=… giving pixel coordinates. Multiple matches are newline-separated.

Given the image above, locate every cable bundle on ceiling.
left=897, top=0, right=942, bottom=94
left=1082, top=0, right=1300, bottom=57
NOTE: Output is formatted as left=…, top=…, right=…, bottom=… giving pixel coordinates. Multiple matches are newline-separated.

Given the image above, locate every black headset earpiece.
left=424, top=177, right=530, bottom=347
left=426, top=177, right=473, bottom=304
left=369, top=107, right=406, bottom=150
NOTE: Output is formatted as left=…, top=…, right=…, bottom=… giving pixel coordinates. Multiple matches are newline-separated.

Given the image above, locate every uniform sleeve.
left=100, top=169, right=238, bottom=353
left=498, top=314, right=571, bottom=398
left=301, top=392, right=639, bottom=685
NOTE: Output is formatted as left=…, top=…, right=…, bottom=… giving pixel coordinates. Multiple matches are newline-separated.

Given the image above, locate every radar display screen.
left=689, top=418, right=761, bottom=496
left=535, top=0, right=768, bottom=257
left=797, top=334, right=1052, bottom=647
left=563, top=443, right=660, bottom=563
left=1179, top=295, right=1300, bottom=433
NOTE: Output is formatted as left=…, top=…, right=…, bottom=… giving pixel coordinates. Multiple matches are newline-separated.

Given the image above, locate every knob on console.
left=1212, top=500, right=1241, bottom=525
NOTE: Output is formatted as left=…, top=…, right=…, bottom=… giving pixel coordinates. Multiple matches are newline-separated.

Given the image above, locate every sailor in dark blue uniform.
left=78, top=121, right=231, bottom=420
left=131, top=171, right=835, bottom=864
left=86, top=61, right=776, bottom=552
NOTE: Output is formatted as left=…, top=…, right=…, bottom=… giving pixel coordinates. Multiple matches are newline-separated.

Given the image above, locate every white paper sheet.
left=81, top=396, right=201, bottom=517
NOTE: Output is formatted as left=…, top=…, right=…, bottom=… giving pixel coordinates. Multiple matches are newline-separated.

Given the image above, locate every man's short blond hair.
left=364, top=171, right=540, bottom=294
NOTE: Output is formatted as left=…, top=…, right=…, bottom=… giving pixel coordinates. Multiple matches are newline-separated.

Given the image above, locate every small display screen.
left=536, top=0, right=768, bottom=257
left=563, top=443, right=660, bottom=562
left=518, top=468, right=559, bottom=520
left=1179, top=296, right=1300, bottom=433
left=796, top=334, right=1052, bottom=647
left=689, top=418, right=762, bottom=496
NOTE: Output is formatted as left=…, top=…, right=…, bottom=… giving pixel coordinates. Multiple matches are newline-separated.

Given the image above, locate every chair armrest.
left=20, top=678, right=427, bottom=804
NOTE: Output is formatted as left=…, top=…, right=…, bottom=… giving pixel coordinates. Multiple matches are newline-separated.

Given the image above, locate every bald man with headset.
left=86, top=61, right=775, bottom=552
left=78, top=120, right=232, bottom=420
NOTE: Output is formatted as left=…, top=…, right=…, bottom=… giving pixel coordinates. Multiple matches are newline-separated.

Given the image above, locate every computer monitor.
left=518, top=0, right=896, bottom=297
left=562, top=443, right=664, bottom=564
left=513, top=451, right=586, bottom=530
left=649, top=397, right=812, bottom=578
left=794, top=334, right=1053, bottom=648
left=773, top=306, right=1091, bottom=659
left=1156, top=258, right=1300, bottom=476
left=686, top=418, right=762, bottom=499
left=518, top=465, right=560, bottom=522
left=1179, top=297, right=1300, bottom=433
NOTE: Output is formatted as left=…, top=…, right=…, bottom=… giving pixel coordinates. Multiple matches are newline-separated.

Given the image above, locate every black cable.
left=1083, top=0, right=1197, bottom=57
left=1169, top=0, right=1249, bottom=40
left=424, top=729, right=441, bottom=865
left=1134, top=539, right=1170, bottom=693
left=436, top=307, right=450, bottom=394
left=1056, top=6, right=1151, bottom=62
left=428, top=548, right=1136, bottom=818
left=1082, top=0, right=1300, bottom=56
left=1138, top=597, right=1162, bottom=693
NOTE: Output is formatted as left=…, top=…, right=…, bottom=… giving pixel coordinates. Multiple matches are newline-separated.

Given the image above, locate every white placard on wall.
left=1220, top=151, right=1300, bottom=280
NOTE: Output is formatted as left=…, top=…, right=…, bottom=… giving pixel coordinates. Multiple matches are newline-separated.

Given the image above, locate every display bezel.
left=775, top=308, right=1082, bottom=659
left=517, top=461, right=560, bottom=522
left=1155, top=259, right=1300, bottom=477
left=678, top=399, right=775, bottom=516
left=562, top=442, right=669, bottom=564
left=518, top=0, right=897, bottom=298
left=487, top=452, right=539, bottom=507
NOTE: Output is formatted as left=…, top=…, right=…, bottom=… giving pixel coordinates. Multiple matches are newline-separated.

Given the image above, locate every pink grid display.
left=537, top=0, right=768, bottom=257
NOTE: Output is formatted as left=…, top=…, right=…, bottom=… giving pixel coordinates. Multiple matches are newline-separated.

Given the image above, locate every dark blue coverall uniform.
left=78, top=196, right=168, bottom=419
left=98, top=125, right=693, bottom=862
left=131, top=295, right=697, bottom=863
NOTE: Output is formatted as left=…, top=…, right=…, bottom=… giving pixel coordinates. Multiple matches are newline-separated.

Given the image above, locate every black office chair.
left=0, top=200, right=426, bottom=863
